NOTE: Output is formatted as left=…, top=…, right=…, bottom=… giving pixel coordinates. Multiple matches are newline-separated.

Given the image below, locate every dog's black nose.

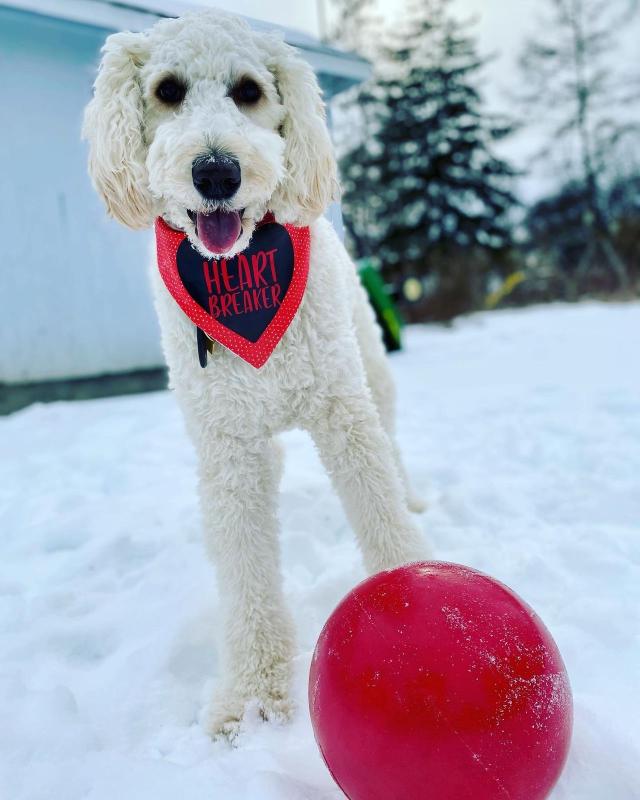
left=192, top=154, right=241, bottom=201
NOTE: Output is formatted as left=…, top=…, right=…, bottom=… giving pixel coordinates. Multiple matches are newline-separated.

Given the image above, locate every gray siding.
left=1, top=8, right=163, bottom=382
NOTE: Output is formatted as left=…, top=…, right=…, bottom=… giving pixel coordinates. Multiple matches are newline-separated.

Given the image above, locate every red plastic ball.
left=309, top=562, right=572, bottom=800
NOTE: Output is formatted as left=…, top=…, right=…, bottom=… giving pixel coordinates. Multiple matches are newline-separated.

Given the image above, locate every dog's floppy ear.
left=265, top=39, right=339, bottom=225
left=82, top=31, right=154, bottom=229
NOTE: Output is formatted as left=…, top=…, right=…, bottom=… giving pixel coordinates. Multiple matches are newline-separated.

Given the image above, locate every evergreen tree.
left=518, top=0, right=640, bottom=291
left=526, top=172, right=640, bottom=294
left=339, top=0, right=517, bottom=316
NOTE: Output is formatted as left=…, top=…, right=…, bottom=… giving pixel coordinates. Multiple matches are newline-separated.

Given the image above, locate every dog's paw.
left=207, top=668, right=294, bottom=742
left=209, top=707, right=243, bottom=744
left=208, top=688, right=294, bottom=743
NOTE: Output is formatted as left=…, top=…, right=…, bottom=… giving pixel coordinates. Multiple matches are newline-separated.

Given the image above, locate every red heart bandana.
left=155, top=216, right=310, bottom=368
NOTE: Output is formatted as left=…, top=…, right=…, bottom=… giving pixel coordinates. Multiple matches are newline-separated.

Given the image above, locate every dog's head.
left=83, top=12, right=338, bottom=257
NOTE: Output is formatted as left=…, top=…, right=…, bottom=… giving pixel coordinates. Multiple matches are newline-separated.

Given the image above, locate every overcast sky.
left=194, top=0, right=536, bottom=52
left=193, top=0, right=638, bottom=201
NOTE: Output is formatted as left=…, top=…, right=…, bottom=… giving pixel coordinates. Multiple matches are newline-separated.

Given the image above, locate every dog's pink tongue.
left=196, top=210, right=242, bottom=253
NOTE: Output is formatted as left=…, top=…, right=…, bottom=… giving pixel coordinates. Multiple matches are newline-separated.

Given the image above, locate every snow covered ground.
left=1, top=301, right=639, bottom=800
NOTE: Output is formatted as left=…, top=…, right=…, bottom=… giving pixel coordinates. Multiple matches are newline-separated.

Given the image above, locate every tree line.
left=330, top=0, right=640, bottom=321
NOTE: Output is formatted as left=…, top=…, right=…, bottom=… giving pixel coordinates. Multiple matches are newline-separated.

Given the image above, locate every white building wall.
left=0, top=8, right=165, bottom=383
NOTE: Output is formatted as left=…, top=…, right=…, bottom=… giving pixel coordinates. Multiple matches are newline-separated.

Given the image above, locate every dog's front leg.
left=309, top=396, right=429, bottom=574
left=197, top=435, right=295, bottom=740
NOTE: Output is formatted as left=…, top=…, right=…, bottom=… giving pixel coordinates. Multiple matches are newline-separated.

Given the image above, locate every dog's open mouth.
left=187, top=208, right=243, bottom=253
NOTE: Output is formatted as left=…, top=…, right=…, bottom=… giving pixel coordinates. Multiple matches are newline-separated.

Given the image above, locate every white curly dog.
left=83, top=10, right=427, bottom=739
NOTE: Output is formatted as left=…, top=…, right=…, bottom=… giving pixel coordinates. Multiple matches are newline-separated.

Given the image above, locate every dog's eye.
left=155, top=77, right=186, bottom=105
left=231, top=78, right=262, bottom=106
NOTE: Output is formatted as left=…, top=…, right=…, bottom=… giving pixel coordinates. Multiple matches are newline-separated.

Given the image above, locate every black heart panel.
left=176, top=222, right=295, bottom=343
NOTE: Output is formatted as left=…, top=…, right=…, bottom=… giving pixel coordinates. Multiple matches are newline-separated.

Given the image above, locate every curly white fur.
left=83, top=10, right=428, bottom=740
